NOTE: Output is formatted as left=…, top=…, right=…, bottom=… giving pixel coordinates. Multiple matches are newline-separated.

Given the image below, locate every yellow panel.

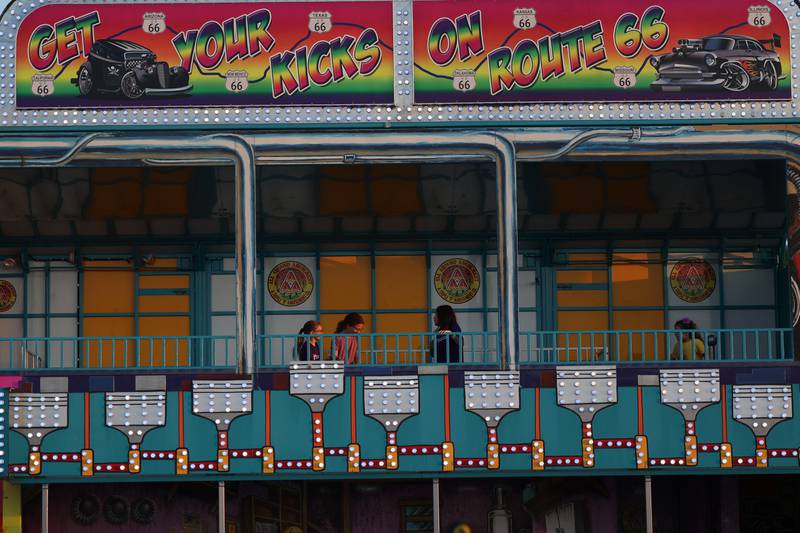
left=85, top=168, right=143, bottom=219
left=556, top=311, right=609, bottom=362
left=319, top=256, right=371, bottom=310
left=143, top=168, right=190, bottom=217
left=139, top=295, right=190, bottom=313
left=374, top=313, right=428, bottom=364
left=557, top=290, right=608, bottom=308
left=83, top=260, right=134, bottom=314
left=371, top=165, right=422, bottom=216
left=612, top=253, right=664, bottom=307
left=82, top=317, right=135, bottom=368
left=139, top=316, right=190, bottom=367
left=139, top=275, right=190, bottom=289
left=319, top=166, right=369, bottom=215
left=376, top=256, right=426, bottom=309
left=2, top=481, right=21, bottom=533
left=613, top=310, right=667, bottom=361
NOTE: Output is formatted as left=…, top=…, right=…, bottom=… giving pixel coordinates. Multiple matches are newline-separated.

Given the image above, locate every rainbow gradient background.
left=413, top=0, right=792, bottom=104
left=16, top=2, right=393, bottom=108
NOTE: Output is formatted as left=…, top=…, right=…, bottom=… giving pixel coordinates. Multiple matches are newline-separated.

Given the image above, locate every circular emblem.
left=670, top=258, right=716, bottom=303
left=267, top=261, right=314, bottom=307
left=434, top=258, right=480, bottom=304
left=0, top=280, right=16, bottom=313
left=792, top=277, right=800, bottom=328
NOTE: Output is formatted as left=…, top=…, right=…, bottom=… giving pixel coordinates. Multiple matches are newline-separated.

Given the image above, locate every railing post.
left=494, top=135, right=519, bottom=370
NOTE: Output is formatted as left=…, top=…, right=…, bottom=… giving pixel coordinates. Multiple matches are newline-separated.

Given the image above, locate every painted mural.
left=16, top=2, right=394, bottom=108
left=3, top=363, right=799, bottom=482
left=413, top=0, right=792, bottom=103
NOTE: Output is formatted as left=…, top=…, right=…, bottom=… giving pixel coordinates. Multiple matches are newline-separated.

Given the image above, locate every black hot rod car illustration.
left=71, top=39, right=191, bottom=99
left=650, top=34, right=784, bottom=92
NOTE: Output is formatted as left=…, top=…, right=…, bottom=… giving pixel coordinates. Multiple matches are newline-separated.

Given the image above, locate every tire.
left=720, top=62, right=750, bottom=92
left=120, top=71, right=145, bottom=99
left=757, top=61, right=779, bottom=91
left=76, top=63, right=95, bottom=96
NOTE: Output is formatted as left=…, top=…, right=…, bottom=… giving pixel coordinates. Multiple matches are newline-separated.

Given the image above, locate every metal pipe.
left=212, top=135, right=258, bottom=377
left=432, top=478, right=441, bottom=533
left=41, top=483, right=49, bottom=533
left=645, top=476, right=653, bottom=533
left=218, top=481, right=226, bottom=533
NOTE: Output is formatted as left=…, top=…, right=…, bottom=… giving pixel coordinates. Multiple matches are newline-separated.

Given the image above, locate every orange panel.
left=613, top=310, right=667, bottom=361
left=139, top=275, right=190, bottom=290
left=82, top=260, right=134, bottom=314
left=370, top=165, right=422, bottom=216
left=612, top=253, right=664, bottom=307
left=374, top=313, right=428, bottom=364
left=547, top=175, right=604, bottom=213
left=557, top=290, right=608, bottom=308
left=607, top=177, right=658, bottom=212
left=143, top=168, right=190, bottom=217
left=556, top=311, right=609, bottom=362
left=85, top=168, right=143, bottom=219
left=376, top=256, right=426, bottom=309
left=139, top=316, right=190, bottom=367
left=138, top=295, right=190, bottom=313
left=82, top=317, right=135, bottom=368
left=319, top=256, right=371, bottom=310
left=556, top=270, right=607, bottom=284
left=603, top=162, right=650, bottom=179
left=319, top=166, right=369, bottom=215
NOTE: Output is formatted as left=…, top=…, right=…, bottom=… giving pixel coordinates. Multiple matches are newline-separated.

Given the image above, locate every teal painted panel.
left=5, top=368, right=800, bottom=482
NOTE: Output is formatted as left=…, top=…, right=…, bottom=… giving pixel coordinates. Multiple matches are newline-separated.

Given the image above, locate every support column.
left=41, top=484, right=49, bottom=533
left=218, top=481, right=226, bottom=533
left=231, top=136, right=257, bottom=374
left=432, top=478, right=441, bottom=533
left=644, top=476, right=653, bottom=533
left=494, top=137, right=519, bottom=370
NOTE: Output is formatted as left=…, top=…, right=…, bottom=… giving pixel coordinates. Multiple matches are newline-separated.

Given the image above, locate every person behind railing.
left=431, top=305, right=462, bottom=363
left=670, top=317, right=705, bottom=360
left=333, top=312, right=364, bottom=364
left=296, top=320, right=323, bottom=361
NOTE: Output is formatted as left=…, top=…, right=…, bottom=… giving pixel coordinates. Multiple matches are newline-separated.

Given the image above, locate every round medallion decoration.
left=669, top=258, right=716, bottom=303
left=267, top=261, right=314, bottom=307
left=0, top=280, right=17, bottom=312
left=434, top=258, right=480, bottom=304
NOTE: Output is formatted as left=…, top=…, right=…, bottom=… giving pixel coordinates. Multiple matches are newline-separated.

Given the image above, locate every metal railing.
left=518, top=328, right=794, bottom=364
left=0, top=328, right=792, bottom=371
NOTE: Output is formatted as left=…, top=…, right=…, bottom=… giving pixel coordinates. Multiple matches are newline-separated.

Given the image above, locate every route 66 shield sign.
left=31, top=74, right=54, bottom=97
left=309, top=11, right=332, bottom=34
left=613, top=66, right=637, bottom=89
left=225, top=70, right=249, bottom=93
left=142, top=12, right=166, bottom=34
left=513, top=8, right=537, bottom=30
left=453, top=70, right=476, bottom=92
left=747, top=5, right=771, bottom=27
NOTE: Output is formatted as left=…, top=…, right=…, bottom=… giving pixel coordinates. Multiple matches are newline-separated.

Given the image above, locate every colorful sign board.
left=16, top=2, right=393, bottom=108
left=413, top=0, right=792, bottom=104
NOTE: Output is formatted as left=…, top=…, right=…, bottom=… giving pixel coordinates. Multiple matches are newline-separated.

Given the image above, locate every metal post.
left=495, top=137, right=519, bottom=370
left=230, top=137, right=257, bottom=375
left=432, top=478, right=441, bottom=533
left=41, top=484, right=49, bottom=533
left=645, top=476, right=653, bottom=533
left=218, top=481, right=226, bottom=533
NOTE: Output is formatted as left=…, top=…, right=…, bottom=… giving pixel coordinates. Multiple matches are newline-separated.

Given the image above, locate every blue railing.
left=0, top=328, right=792, bottom=371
